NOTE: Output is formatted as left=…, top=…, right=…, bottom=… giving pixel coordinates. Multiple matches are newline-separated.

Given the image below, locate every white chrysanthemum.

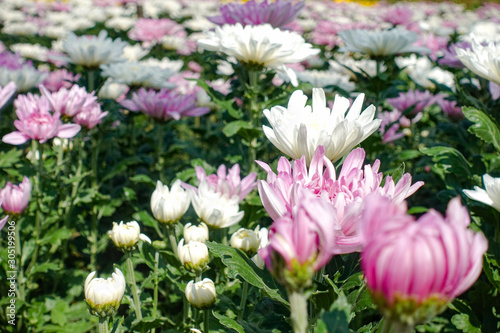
left=456, top=36, right=500, bottom=85
left=329, top=55, right=386, bottom=79
left=197, top=23, right=319, bottom=86
left=59, top=31, right=128, bottom=68
left=10, top=43, right=50, bottom=62
left=105, top=16, right=136, bottom=31
left=2, top=21, right=38, bottom=36
left=177, top=238, right=209, bottom=272
left=140, top=57, right=184, bottom=72
left=100, top=62, right=176, bottom=89
left=108, top=221, right=151, bottom=250
left=190, top=181, right=244, bottom=229
left=151, top=180, right=190, bottom=225
left=464, top=174, right=500, bottom=211
left=184, top=222, right=209, bottom=243
left=185, top=278, right=217, bottom=310
left=230, top=227, right=260, bottom=256
left=396, top=54, right=455, bottom=91
left=263, top=88, right=381, bottom=164
left=338, top=28, right=430, bottom=57
left=84, top=268, right=126, bottom=318
left=0, top=66, right=47, bottom=93
left=122, top=44, right=150, bottom=62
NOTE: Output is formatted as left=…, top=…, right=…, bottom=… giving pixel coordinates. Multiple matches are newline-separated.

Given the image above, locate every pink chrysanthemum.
left=208, top=0, right=304, bottom=28
left=120, top=88, right=210, bottom=122
left=128, top=18, right=186, bottom=47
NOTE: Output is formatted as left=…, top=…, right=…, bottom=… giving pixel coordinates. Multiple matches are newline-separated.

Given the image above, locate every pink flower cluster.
left=361, top=195, right=487, bottom=309
left=0, top=177, right=31, bottom=215
left=257, top=146, right=423, bottom=255
left=2, top=93, right=81, bottom=145
left=128, top=18, right=186, bottom=47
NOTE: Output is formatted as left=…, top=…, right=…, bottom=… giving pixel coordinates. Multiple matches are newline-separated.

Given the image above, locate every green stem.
left=157, top=123, right=165, bottom=183
left=238, top=281, right=249, bottom=321
left=26, top=141, right=44, bottom=276
left=381, top=317, right=414, bottom=333
left=88, top=70, right=95, bottom=93
left=165, top=224, right=178, bottom=258
left=98, top=316, right=109, bottom=333
left=204, top=309, right=210, bottom=333
left=89, top=132, right=101, bottom=272
left=183, top=294, right=189, bottom=328
left=14, top=217, right=25, bottom=302
left=195, top=271, right=202, bottom=283
left=126, top=251, right=143, bottom=321
left=153, top=251, right=159, bottom=318
left=288, top=289, right=308, bottom=333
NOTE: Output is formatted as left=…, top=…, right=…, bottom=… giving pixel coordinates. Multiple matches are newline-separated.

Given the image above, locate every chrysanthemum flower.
left=128, top=18, right=186, bottom=47
left=120, top=88, right=209, bottom=122
left=208, top=0, right=304, bottom=28
left=0, top=82, right=17, bottom=110
left=463, top=174, right=500, bottom=211
left=100, top=62, right=176, bottom=89
left=338, top=28, right=430, bottom=57
left=263, top=88, right=380, bottom=164
left=456, top=36, right=500, bottom=85
left=197, top=23, right=319, bottom=86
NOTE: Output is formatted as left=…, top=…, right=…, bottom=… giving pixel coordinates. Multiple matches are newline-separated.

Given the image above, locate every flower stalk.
left=238, top=281, right=249, bottom=321
left=204, top=309, right=210, bottom=333
left=380, top=318, right=414, bottom=333
left=288, top=289, right=308, bottom=333
left=126, top=251, right=143, bottom=321
left=98, top=317, right=109, bottom=333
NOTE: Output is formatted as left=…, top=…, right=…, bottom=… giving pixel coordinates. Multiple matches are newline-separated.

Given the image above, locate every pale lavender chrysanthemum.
left=40, top=85, right=98, bottom=117
left=120, top=88, right=210, bottom=122
left=387, top=90, right=438, bottom=115
left=208, top=0, right=304, bottom=28
left=0, top=82, right=17, bottom=110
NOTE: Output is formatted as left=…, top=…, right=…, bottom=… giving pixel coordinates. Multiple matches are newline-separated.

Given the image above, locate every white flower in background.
left=43, top=26, right=69, bottom=39
left=456, top=36, right=500, bottom=85
left=251, top=227, right=269, bottom=269
left=177, top=238, right=209, bottom=272
left=184, top=222, right=209, bottom=243
left=263, top=88, right=381, bottom=164
left=396, top=54, right=455, bottom=91
left=0, top=66, right=47, bottom=93
left=466, top=22, right=500, bottom=43
left=108, top=221, right=151, bottom=250
left=297, top=70, right=355, bottom=93
left=84, top=268, right=126, bottom=318
left=2, top=22, right=38, bottom=36
left=105, top=16, right=136, bottom=32
left=10, top=44, right=50, bottom=62
left=58, top=31, right=128, bottom=68
left=100, top=62, right=176, bottom=89
left=140, top=57, right=184, bottom=72
left=98, top=79, right=129, bottom=101
left=122, top=44, right=150, bottom=62
left=230, top=227, right=260, bottom=256
left=329, top=55, right=386, bottom=79
left=151, top=180, right=190, bottom=225
left=197, top=23, right=319, bottom=86
left=185, top=278, right=217, bottom=309
left=338, top=28, right=430, bottom=57
left=190, top=181, right=244, bottom=229
left=463, top=174, right=500, bottom=211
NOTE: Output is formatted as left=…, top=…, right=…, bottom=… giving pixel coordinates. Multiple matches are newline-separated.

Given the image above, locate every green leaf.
left=131, top=317, right=174, bottom=331
left=223, top=120, right=253, bottom=137
left=194, top=79, right=244, bottom=119
left=315, top=293, right=352, bottom=333
left=0, top=149, right=22, bottom=168
left=30, top=262, right=60, bottom=275
left=420, top=146, right=471, bottom=177
left=462, top=107, right=500, bottom=152
left=483, top=253, right=500, bottom=292
left=130, top=174, right=156, bottom=186
left=451, top=314, right=481, bottom=333
left=50, top=301, right=68, bottom=326
left=207, top=242, right=288, bottom=305
left=213, top=311, right=246, bottom=333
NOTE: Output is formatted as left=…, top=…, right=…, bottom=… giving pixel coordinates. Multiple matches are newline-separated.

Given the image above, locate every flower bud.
left=84, top=268, right=126, bottom=318
left=108, top=221, right=151, bottom=250
left=184, top=222, right=209, bottom=243
left=0, top=176, right=31, bottom=215
left=151, top=180, right=190, bottom=225
left=230, top=227, right=259, bottom=257
left=252, top=227, right=269, bottom=269
left=185, top=278, right=216, bottom=309
left=177, top=238, right=209, bottom=272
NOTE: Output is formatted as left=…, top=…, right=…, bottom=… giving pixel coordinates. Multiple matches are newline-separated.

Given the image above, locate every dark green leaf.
left=223, top=121, right=253, bottom=137
left=462, top=107, right=500, bottom=152
left=213, top=311, right=246, bottom=333
left=207, top=242, right=288, bottom=305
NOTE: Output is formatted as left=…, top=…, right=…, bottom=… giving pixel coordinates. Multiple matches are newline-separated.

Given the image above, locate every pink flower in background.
left=435, top=94, right=463, bottom=121
left=381, top=6, right=414, bottom=27
left=40, top=85, right=98, bottom=117
left=42, top=69, right=80, bottom=92
left=208, top=0, right=305, bottom=28
left=387, top=90, right=437, bottom=115
left=73, top=104, right=108, bottom=130
left=259, top=188, right=338, bottom=283
left=360, top=195, right=487, bottom=320
left=128, top=18, right=186, bottom=47
left=438, top=42, right=470, bottom=68
left=0, top=177, right=31, bottom=215
left=415, top=33, right=449, bottom=60
left=0, top=82, right=17, bottom=110
left=2, top=93, right=81, bottom=145
left=192, top=164, right=257, bottom=202
left=378, top=109, right=407, bottom=143
left=0, top=214, right=7, bottom=231
left=257, top=146, right=424, bottom=254
left=489, top=82, right=500, bottom=100
left=120, top=88, right=210, bottom=122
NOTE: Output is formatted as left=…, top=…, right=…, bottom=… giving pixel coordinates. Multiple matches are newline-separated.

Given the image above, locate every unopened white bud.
left=230, top=227, right=259, bottom=256
left=185, top=278, right=216, bottom=309
left=108, top=221, right=151, bottom=250
left=151, top=180, right=190, bottom=224
left=84, top=268, right=126, bottom=318
left=184, top=222, right=209, bottom=243
left=177, top=238, right=209, bottom=272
